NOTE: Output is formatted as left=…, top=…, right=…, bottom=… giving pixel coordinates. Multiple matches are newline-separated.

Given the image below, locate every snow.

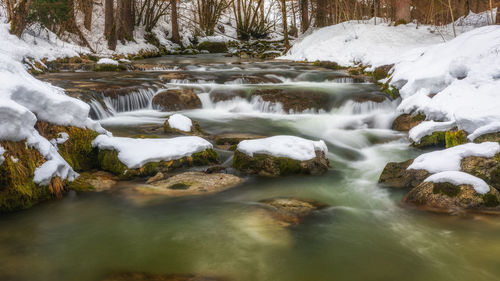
left=50, top=133, right=70, bottom=146
left=393, top=25, right=500, bottom=137
left=168, top=114, right=193, bottom=132
left=97, top=58, right=119, bottom=65
left=92, top=135, right=213, bottom=169
left=408, top=142, right=500, bottom=173
left=468, top=122, right=500, bottom=141
left=424, top=171, right=490, bottom=194
left=237, top=136, right=328, bottom=161
left=0, top=145, right=5, bottom=165
left=409, top=120, right=456, bottom=143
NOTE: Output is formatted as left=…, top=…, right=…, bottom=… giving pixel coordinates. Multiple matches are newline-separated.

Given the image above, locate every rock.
left=163, top=116, right=204, bottom=136
left=402, top=181, right=500, bottom=213
left=259, top=198, right=327, bottom=226
left=209, top=88, right=248, bottom=102
left=371, top=64, right=393, bottom=81
left=254, top=89, right=330, bottom=113
left=378, top=159, right=430, bottom=189
left=137, top=172, right=242, bottom=196
left=159, top=73, right=187, bottom=81
left=67, top=171, right=117, bottom=192
left=214, top=133, right=265, bottom=151
left=391, top=113, right=425, bottom=132
left=152, top=89, right=202, bottom=111
left=474, top=132, right=500, bottom=143
left=98, top=149, right=219, bottom=179
left=461, top=155, right=500, bottom=191
left=445, top=129, right=468, bottom=148
left=233, top=150, right=329, bottom=177
left=197, top=41, right=228, bottom=53
left=146, top=172, right=164, bottom=184
left=313, top=61, right=341, bottom=70
left=412, top=131, right=446, bottom=149
left=103, top=272, right=227, bottom=281
left=204, top=165, right=228, bottom=174
left=227, top=75, right=282, bottom=84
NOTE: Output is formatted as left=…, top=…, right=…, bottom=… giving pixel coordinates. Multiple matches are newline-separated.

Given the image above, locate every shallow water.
left=2, top=55, right=500, bottom=281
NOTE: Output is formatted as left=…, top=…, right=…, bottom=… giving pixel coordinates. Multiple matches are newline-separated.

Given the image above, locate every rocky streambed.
left=2, top=54, right=500, bottom=281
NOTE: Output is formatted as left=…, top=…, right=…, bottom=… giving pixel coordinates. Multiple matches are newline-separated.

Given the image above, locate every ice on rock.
left=168, top=114, right=193, bottom=132
left=237, top=136, right=328, bottom=161
left=92, top=135, right=213, bottom=169
left=424, top=171, right=490, bottom=194
left=97, top=58, right=119, bottom=65
left=408, top=142, right=500, bottom=173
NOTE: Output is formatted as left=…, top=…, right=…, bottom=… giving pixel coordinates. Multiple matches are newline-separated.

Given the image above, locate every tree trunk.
left=281, top=0, right=290, bottom=50
left=171, top=0, right=180, bottom=44
left=105, top=0, right=117, bottom=50
left=315, top=0, right=328, bottom=27
left=83, top=0, right=94, bottom=30
left=300, top=0, right=309, bottom=33
left=9, top=0, right=32, bottom=37
left=395, top=0, right=411, bottom=22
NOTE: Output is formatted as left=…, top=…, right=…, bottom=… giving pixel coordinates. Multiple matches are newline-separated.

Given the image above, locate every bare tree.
left=300, top=0, right=310, bottom=32
left=232, top=0, right=272, bottom=40
left=6, top=0, right=32, bottom=37
left=280, top=0, right=290, bottom=50
left=171, top=0, right=180, bottom=43
left=195, top=0, right=231, bottom=36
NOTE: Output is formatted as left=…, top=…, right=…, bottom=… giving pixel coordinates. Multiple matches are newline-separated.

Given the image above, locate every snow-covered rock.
left=408, top=142, right=500, bottom=173
left=0, top=145, right=5, bottom=165
left=167, top=114, right=193, bottom=132
left=92, top=135, right=213, bottom=169
left=237, top=136, right=328, bottom=161
left=409, top=120, right=456, bottom=143
left=424, top=171, right=490, bottom=194
left=97, top=58, right=119, bottom=65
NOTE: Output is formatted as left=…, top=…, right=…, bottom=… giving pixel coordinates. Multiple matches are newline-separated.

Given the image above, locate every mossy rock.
left=313, top=60, right=341, bottom=70
left=214, top=133, right=266, bottom=151
left=197, top=41, right=228, bottom=53
left=403, top=181, right=500, bottom=212
left=371, top=65, right=393, bottom=81
left=445, top=129, right=468, bottom=148
left=233, top=150, right=329, bottom=177
left=412, top=131, right=446, bottom=149
left=67, top=171, right=117, bottom=192
left=394, top=19, right=408, bottom=26
left=0, top=141, right=59, bottom=212
left=36, top=121, right=99, bottom=171
left=473, top=132, right=500, bottom=143
left=163, top=117, right=204, bottom=136
left=392, top=113, right=425, bottom=131
left=98, top=149, right=219, bottom=179
left=461, top=154, right=500, bottom=191
left=94, top=63, right=127, bottom=72
left=152, top=89, right=202, bottom=111
left=378, top=159, right=430, bottom=189
left=259, top=197, right=328, bottom=226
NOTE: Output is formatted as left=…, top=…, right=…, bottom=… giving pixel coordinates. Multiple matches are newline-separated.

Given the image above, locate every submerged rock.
left=402, top=181, right=500, bottom=213
left=137, top=171, right=242, bottom=196
left=259, top=198, right=327, bottom=226
left=233, top=150, right=329, bottom=177
left=67, top=171, right=117, bottom=192
left=378, top=159, right=430, bottom=189
left=152, top=89, right=202, bottom=111
left=103, top=272, right=227, bottom=281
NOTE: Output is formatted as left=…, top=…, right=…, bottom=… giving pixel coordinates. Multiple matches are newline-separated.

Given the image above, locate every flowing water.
left=2, top=55, right=500, bottom=281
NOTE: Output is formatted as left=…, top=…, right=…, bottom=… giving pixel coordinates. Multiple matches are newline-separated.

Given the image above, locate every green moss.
left=197, top=41, right=228, bottom=53
left=412, top=113, right=426, bottom=122
left=432, top=182, right=461, bottom=197
left=313, top=61, right=341, bottom=70
left=413, top=131, right=446, bottom=148
left=67, top=173, right=95, bottom=192
left=445, top=130, right=468, bottom=148
left=483, top=192, right=500, bottom=207
left=98, top=150, right=128, bottom=177
left=233, top=150, right=305, bottom=176
left=277, top=157, right=302, bottom=174
left=474, top=132, right=500, bottom=143
left=0, top=141, right=54, bottom=212
left=348, top=68, right=360, bottom=75
left=94, top=64, right=127, bottom=72
left=394, top=19, right=408, bottom=26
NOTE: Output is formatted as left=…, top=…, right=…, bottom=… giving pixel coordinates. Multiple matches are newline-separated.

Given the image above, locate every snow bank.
left=393, top=25, right=500, bottom=137
left=97, top=58, right=119, bottom=65
left=409, top=120, right=455, bottom=143
left=168, top=114, right=193, bottom=132
left=237, top=136, right=328, bottom=161
left=279, top=19, right=451, bottom=68
left=92, top=135, right=213, bottom=169
left=408, top=142, right=500, bottom=173
left=424, top=171, right=490, bottom=194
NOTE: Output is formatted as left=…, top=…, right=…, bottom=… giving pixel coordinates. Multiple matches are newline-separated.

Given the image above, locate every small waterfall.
left=89, top=87, right=158, bottom=120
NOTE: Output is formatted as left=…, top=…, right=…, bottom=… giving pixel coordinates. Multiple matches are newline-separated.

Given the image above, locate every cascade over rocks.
left=152, top=89, right=202, bottom=111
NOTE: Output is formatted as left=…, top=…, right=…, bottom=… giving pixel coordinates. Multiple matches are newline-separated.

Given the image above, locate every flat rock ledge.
left=233, top=150, right=329, bottom=177
left=136, top=171, right=242, bottom=196
left=402, top=181, right=500, bottom=214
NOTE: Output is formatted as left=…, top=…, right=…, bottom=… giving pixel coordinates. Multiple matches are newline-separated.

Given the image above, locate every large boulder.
left=152, top=89, right=202, bottom=111
left=233, top=136, right=330, bottom=177
left=137, top=171, right=242, bottom=196
left=378, top=159, right=430, bottom=189
left=474, top=132, right=500, bottom=143
left=461, top=155, right=500, bottom=191
left=402, top=181, right=500, bottom=213
left=392, top=113, right=425, bottom=132
left=254, top=89, right=330, bottom=113
left=259, top=197, right=327, bottom=226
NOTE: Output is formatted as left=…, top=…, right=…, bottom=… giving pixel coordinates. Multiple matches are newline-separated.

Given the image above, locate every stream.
left=1, top=54, right=500, bottom=281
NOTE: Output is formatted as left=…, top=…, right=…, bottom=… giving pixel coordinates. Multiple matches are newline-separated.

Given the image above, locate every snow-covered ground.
left=237, top=136, right=328, bottom=161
